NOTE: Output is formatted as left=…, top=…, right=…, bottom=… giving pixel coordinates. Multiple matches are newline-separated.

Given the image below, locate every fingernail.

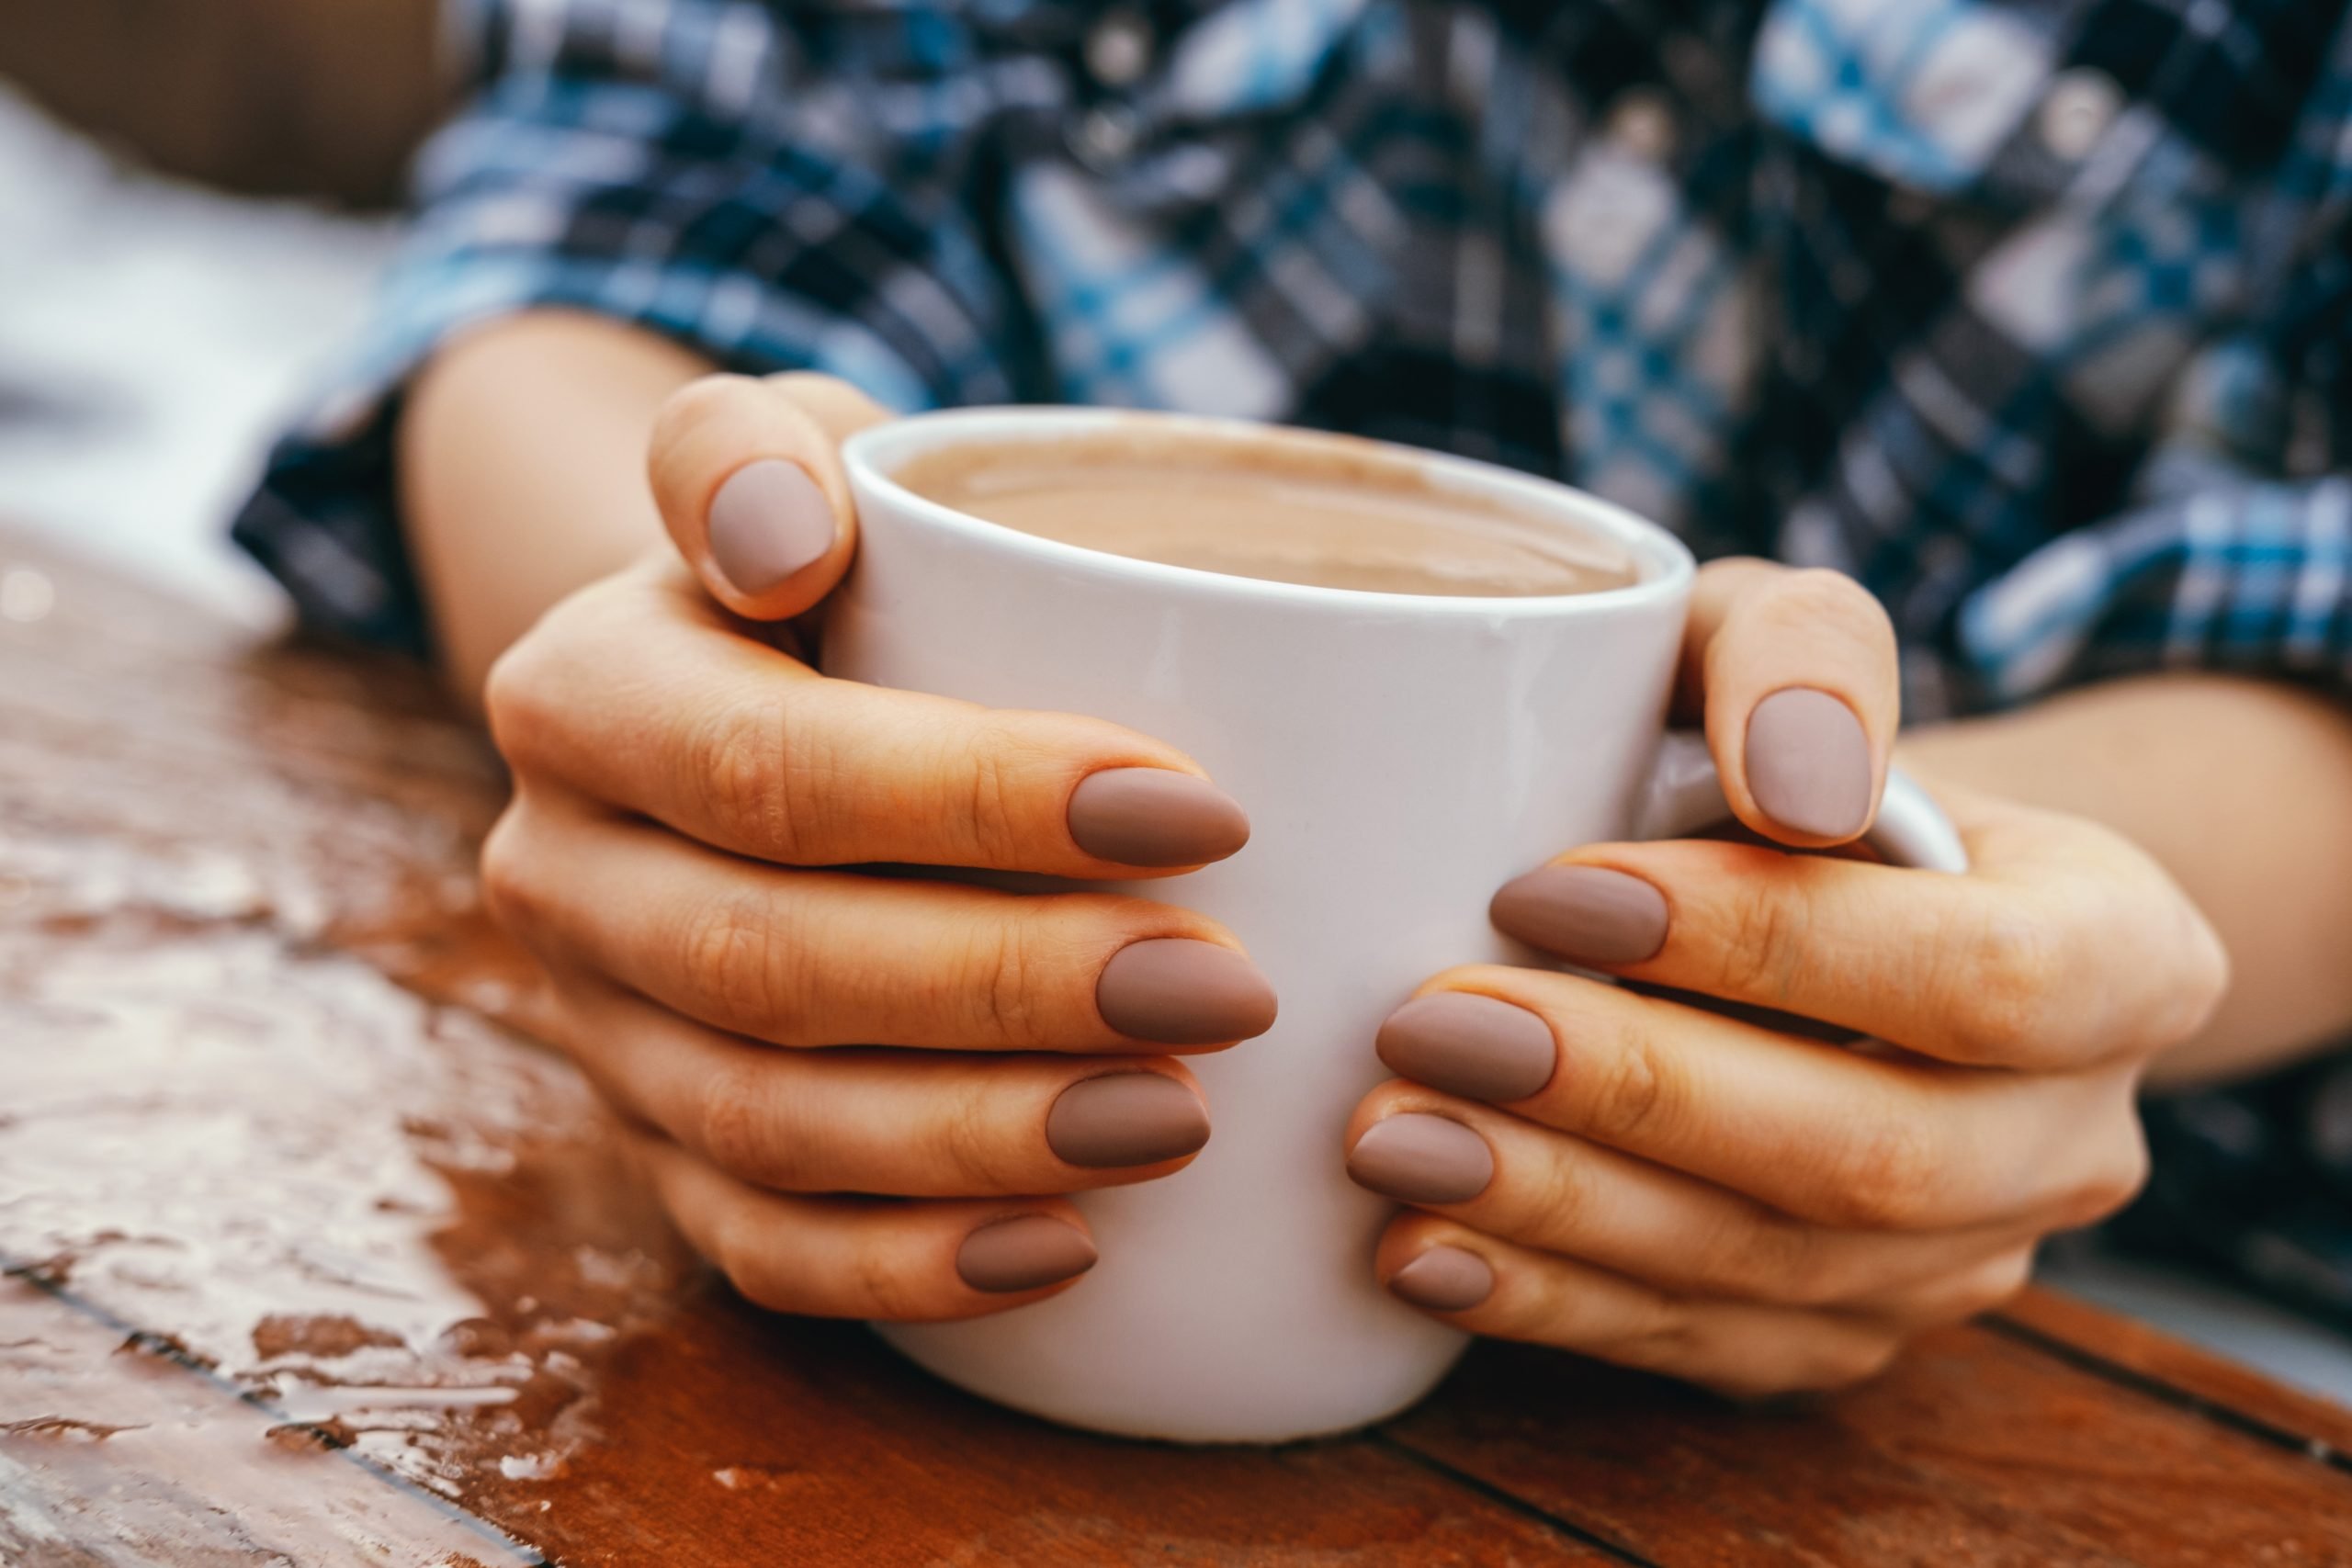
left=1096, top=939, right=1278, bottom=1045
left=1745, top=687, right=1872, bottom=840
left=1067, top=769, right=1251, bottom=867
left=707, top=459, right=836, bottom=595
left=1490, top=864, right=1668, bottom=966
left=956, top=1213, right=1097, bottom=1293
left=1376, top=993, right=1556, bottom=1103
left=1388, top=1246, right=1495, bottom=1313
left=1346, top=1113, right=1493, bottom=1205
left=1047, top=1072, right=1211, bottom=1168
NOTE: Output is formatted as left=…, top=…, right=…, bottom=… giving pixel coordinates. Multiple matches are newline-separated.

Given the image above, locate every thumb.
left=1676, top=558, right=1900, bottom=849
left=647, top=370, right=893, bottom=622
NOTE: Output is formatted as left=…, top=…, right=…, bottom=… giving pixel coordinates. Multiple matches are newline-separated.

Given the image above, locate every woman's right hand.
left=480, top=373, right=1275, bottom=1321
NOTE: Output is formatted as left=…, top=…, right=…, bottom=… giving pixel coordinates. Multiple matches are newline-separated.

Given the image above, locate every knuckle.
left=695, top=1065, right=797, bottom=1187
left=848, top=1231, right=928, bottom=1321
left=681, top=893, right=797, bottom=1034
left=1607, top=1291, right=1699, bottom=1365
left=481, top=636, right=560, bottom=770
left=477, top=809, right=538, bottom=936
left=1944, top=908, right=2064, bottom=1063
left=957, top=722, right=1027, bottom=865
left=2058, top=1127, right=2151, bottom=1229
left=1712, top=878, right=1811, bottom=1002
left=1816, top=1118, right=1943, bottom=1230
left=1582, top=1024, right=1687, bottom=1145
left=962, top=911, right=1056, bottom=1047
left=710, top=1209, right=787, bottom=1311
left=684, top=695, right=798, bottom=857
left=1519, top=1142, right=1596, bottom=1238
left=2153, top=907, right=2232, bottom=1048
left=480, top=644, right=535, bottom=753
left=1702, top=1213, right=1822, bottom=1304
left=926, top=1081, right=1014, bottom=1192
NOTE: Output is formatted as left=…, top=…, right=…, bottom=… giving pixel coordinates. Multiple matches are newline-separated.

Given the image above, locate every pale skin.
left=406, top=310, right=2352, bottom=1393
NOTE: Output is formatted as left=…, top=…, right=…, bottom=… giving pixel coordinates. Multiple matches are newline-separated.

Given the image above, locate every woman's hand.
left=480, top=373, right=1275, bottom=1322
left=1346, top=559, right=2230, bottom=1397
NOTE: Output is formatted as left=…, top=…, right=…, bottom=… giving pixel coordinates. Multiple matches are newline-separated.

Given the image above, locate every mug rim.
left=842, top=406, right=1697, bottom=618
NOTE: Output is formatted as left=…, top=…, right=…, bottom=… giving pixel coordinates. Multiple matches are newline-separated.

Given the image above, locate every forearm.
left=1899, top=672, right=2352, bottom=1089
left=397, top=310, right=713, bottom=702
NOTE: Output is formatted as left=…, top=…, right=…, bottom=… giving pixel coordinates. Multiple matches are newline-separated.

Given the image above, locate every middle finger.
left=552, top=972, right=1215, bottom=1195
left=487, top=796, right=1278, bottom=1052
left=1367, top=969, right=2143, bottom=1232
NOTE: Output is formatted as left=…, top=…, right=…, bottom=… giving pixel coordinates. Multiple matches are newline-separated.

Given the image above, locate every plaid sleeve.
left=1952, top=230, right=2352, bottom=705
left=231, top=0, right=1015, bottom=653
left=1955, top=466, right=2352, bottom=704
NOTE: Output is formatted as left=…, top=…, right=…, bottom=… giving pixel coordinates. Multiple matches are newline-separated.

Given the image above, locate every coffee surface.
left=894, top=433, right=1637, bottom=598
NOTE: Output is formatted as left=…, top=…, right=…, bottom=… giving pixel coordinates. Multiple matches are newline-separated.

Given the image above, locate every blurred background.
left=5, top=0, right=2348, bottom=1406
left=0, top=0, right=441, bottom=625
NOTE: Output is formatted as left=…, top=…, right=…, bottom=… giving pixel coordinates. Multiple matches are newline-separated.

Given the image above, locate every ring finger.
left=554, top=972, right=1214, bottom=1195
left=633, top=1134, right=1100, bottom=1319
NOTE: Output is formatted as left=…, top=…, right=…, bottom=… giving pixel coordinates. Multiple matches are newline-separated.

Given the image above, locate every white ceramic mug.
left=828, top=408, right=1964, bottom=1443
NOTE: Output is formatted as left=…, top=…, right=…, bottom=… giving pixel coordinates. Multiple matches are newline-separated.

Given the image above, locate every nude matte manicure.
left=1096, top=939, right=1278, bottom=1045
left=956, top=1214, right=1098, bottom=1293
left=707, top=459, right=835, bottom=595
left=1489, top=863, right=1668, bottom=967
left=1388, top=1246, right=1495, bottom=1313
left=1377, top=992, right=1556, bottom=1103
left=1346, top=1113, right=1494, bottom=1206
left=1067, top=768, right=1252, bottom=867
left=1047, top=1072, right=1211, bottom=1168
left=1745, top=687, right=1872, bottom=840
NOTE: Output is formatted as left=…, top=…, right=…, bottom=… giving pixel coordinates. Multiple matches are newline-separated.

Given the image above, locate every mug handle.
left=1632, top=731, right=1970, bottom=874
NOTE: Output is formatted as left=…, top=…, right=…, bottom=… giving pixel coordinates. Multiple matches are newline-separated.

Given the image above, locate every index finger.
left=488, top=564, right=1251, bottom=875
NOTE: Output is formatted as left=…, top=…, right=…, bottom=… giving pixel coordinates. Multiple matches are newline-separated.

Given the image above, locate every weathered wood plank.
left=1385, top=1298, right=2352, bottom=1566
left=1996, top=1286, right=2352, bottom=1463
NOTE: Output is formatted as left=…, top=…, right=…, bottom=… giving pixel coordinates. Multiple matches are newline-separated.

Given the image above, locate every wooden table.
left=5, top=530, right=2350, bottom=1567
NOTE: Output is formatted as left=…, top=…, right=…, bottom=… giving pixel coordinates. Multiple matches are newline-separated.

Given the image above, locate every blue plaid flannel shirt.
left=233, top=0, right=2352, bottom=1320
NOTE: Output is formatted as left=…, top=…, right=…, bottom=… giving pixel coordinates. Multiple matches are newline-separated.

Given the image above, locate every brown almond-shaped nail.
left=1067, top=768, right=1251, bottom=867
left=1388, top=1246, right=1495, bottom=1313
left=956, top=1214, right=1097, bottom=1293
left=1047, top=1072, right=1211, bottom=1168
left=1376, top=993, right=1557, bottom=1103
left=1346, top=1113, right=1494, bottom=1206
left=1096, top=938, right=1278, bottom=1045
left=1490, top=864, right=1667, bottom=967
left=707, top=459, right=836, bottom=595
left=1745, top=687, right=1872, bottom=840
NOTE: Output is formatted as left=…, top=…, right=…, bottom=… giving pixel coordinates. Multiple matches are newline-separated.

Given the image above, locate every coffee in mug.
left=892, top=430, right=1638, bottom=599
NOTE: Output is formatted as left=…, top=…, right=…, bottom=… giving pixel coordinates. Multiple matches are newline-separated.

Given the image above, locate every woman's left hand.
left=1346, top=558, right=2230, bottom=1398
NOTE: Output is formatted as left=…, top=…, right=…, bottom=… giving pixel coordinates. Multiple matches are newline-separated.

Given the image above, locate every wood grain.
left=1997, top=1287, right=2352, bottom=1462
left=4, top=529, right=2348, bottom=1566
left=1387, top=1328, right=2352, bottom=1567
